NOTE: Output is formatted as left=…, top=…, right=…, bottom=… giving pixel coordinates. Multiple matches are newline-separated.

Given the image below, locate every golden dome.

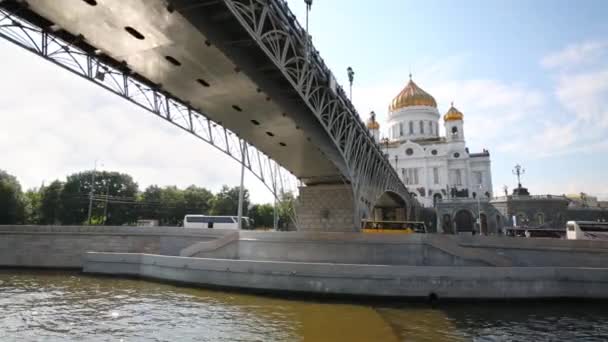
left=444, top=102, right=464, bottom=121
left=366, top=111, right=380, bottom=130
left=389, top=75, right=437, bottom=112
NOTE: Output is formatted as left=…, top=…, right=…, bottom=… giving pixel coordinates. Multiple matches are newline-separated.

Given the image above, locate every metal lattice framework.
left=223, top=0, right=419, bottom=219
left=0, top=7, right=300, bottom=224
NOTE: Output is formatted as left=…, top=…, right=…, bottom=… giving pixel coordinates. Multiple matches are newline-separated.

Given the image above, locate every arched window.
left=399, top=122, right=404, bottom=136
left=536, top=212, right=545, bottom=225
left=409, top=121, right=414, bottom=134
left=451, top=126, right=458, bottom=138
left=419, top=121, right=424, bottom=134
left=429, top=121, right=433, bottom=135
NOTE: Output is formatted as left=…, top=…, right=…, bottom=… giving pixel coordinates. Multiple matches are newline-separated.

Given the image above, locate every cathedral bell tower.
left=366, top=111, right=380, bottom=143
left=444, top=102, right=464, bottom=142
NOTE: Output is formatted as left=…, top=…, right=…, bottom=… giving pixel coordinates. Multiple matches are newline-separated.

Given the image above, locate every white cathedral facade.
left=367, top=75, right=493, bottom=208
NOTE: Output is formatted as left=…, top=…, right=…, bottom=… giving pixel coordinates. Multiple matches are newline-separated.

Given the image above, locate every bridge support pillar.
left=296, top=184, right=356, bottom=232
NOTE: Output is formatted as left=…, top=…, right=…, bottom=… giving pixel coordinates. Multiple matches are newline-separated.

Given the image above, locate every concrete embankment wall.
left=4, top=226, right=608, bottom=268
left=4, top=225, right=608, bottom=299
left=0, top=225, right=227, bottom=268
left=83, top=252, right=608, bottom=299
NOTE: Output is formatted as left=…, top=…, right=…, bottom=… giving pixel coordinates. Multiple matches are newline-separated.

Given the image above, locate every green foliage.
left=249, top=203, right=274, bottom=228
left=0, top=169, right=25, bottom=224
left=23, top=187, right=43, bottom=224
left=59, top=170, right=138, bottom=225
left=39, top=180, right=64, bottom=224
left=138, top=185, right=215, bottom=226
left=210, top=185, right=249, bottom=216
left=277, top=191, right=296, bottom=230
left=5, top=166, right=270, bottom=228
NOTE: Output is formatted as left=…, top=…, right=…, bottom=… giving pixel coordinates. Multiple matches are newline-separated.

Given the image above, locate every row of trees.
left=0, top=169, right=294, bottom=228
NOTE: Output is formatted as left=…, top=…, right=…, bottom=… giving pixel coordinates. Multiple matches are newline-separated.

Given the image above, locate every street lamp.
left=380, top=137, right=389, bottom=156
left=87, top=160, right=103, bottom=225
left=304, top=0, right=312, bottom=60
left=347, top=66, right=354, bottom=101
left=476, top=184, right=482, bottom=234
left=512, top=164, right=525, bottom=189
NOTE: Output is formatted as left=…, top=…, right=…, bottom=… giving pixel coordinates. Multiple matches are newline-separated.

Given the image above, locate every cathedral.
left=367, top=75, right=493, bottom=208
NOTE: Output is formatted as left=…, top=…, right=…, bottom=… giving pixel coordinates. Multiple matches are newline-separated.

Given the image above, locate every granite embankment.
left=2, top=225, right=608, bottom=299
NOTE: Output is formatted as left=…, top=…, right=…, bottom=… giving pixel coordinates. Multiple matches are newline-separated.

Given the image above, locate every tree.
left=138, top=185, right=214, bottom=226
left=277, top=191, right=296, bottom=230
left=210, top=185, right=249, bottom=216
left=139, top=185, right=163, bottom=221
left=249, top=203, right=274, bottom=228
left=183, top=185, right=214, bottom=215
left=23, top=187, right=43, bottom=224
left=39, top=180, right=64, bottom=224
left=159, top=186, right=186, bottom=226
left=60, top=170, right=138, bottom=225
left=0, top=169, right=25, bottom=224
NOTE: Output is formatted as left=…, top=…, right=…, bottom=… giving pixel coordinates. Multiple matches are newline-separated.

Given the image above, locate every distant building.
left=565, top=193, right=599, bottom=208
left=366, top=75, right=493, bottom=208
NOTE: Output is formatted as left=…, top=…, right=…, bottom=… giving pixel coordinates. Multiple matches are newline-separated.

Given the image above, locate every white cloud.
left=541, top=40, right=608, bottom=69
left=0, top=40, right=276, bottom=204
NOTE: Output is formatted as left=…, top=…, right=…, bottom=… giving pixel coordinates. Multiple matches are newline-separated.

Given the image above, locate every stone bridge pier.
left=295, top=185, right=411, bottom=232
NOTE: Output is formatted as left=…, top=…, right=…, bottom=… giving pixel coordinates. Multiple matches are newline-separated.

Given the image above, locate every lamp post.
left=512, top=164, right=525, bottom=188
left=237, top=139, right=246, bottom=229
left=347, top=66, right=354, bottom=101
left=87, top=160, right=102, bottom=225
left=476, top=184, right=482, bottom=234
left=304, top=0, right=312, bottom=60
left=380, top=137, right=389, bottom=156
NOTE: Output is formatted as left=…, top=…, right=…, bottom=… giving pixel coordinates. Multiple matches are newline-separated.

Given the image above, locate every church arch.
left=442, top=214, right=453, bottom=234
left=433, top=193, right=442, bottom=207
left=453, top=209, right=475, bottom=233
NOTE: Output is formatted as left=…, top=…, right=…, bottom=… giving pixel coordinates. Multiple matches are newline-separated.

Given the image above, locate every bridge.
left=0, top=0, right=420, bottom=231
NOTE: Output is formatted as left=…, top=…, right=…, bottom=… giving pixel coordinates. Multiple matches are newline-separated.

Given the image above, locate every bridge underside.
left=17, top=0, right=346, bottom=185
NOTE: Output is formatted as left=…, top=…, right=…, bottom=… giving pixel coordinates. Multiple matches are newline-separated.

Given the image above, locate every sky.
left=1, top=0, right=607, bottom=203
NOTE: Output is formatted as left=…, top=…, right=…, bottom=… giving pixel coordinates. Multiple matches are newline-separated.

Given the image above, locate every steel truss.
left=0, top=7, right=300, bottom=225
left=223, top=0, right=420, bottom=219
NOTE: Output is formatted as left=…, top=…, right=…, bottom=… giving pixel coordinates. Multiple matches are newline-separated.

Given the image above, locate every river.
left=1, top=270, right=607, bottom=341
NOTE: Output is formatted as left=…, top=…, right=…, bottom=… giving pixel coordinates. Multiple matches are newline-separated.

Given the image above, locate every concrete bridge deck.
left=2, top=225, right=608, bottom=299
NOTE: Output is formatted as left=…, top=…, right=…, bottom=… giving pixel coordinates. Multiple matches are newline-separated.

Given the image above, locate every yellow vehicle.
left=361, top=220, right=427, bottom=234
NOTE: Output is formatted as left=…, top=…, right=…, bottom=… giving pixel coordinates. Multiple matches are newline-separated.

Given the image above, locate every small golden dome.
left=366, top=111, right=380, bottom=130
left=444, top=102, right=464, bottom=121
left=389, top=75, right=437, bottom=112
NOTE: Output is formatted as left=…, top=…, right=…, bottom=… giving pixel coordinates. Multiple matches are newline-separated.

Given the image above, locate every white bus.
left=183, top=215, right=251, bottom=229
left=566, top=221, right=608, bottom=240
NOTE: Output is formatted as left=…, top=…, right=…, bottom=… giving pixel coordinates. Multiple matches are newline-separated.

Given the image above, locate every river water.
left=1, top=270, right=607, bottom=341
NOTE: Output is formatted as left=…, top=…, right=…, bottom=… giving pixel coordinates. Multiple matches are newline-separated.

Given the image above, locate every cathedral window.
left=419, top=121, right=424, bottom=134
left=473, top=171, right=483, bottom=185
left=449, top=169, right=462, bottom=185
left=399, top=123, right=404, bottom=136
left=431, top=149, right=438, bottom=155
left=433, top=167, right=439, bottom=184
left=429, top=121, right=433, bottom=135
left=536, top=212, right=545, bottom=225
left=403, top=168, right=419, bottom=185
left=451, top=126, right=458, bottom=138
left=406, top=148, right=414, bottom=156
left=409, top=121, right=414, bottom=134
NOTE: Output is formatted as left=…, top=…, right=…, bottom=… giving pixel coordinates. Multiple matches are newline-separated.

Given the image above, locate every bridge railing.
left=266, top=0, right=409, bottom=196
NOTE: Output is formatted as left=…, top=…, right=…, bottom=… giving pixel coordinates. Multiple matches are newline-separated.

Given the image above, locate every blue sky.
left=0, top=1, right=607, bottom=202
